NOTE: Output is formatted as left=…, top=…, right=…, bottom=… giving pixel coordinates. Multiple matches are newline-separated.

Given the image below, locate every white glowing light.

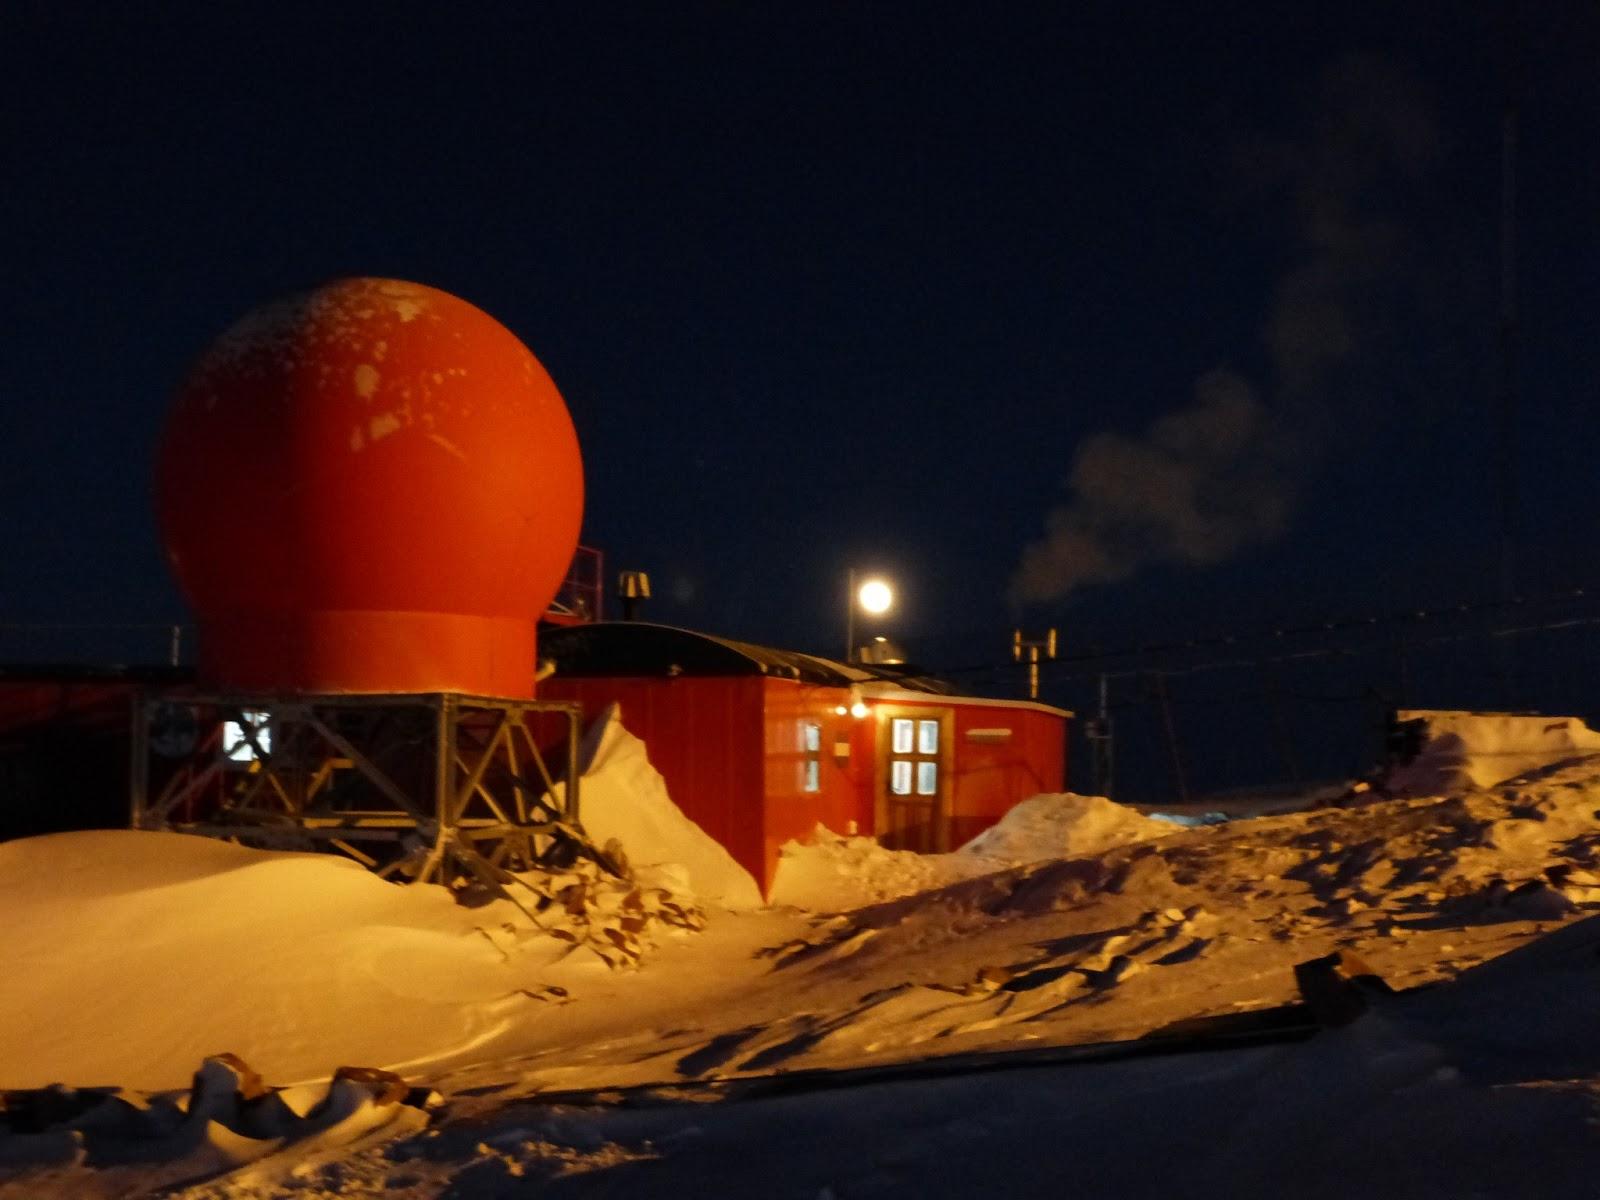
left=857, top=579, right=893, bottom=614
left=834, top=704, right=849, bottom=716
left=222, top=710, right=272, bottom=763
left=850, top=700, right=870, bottom=719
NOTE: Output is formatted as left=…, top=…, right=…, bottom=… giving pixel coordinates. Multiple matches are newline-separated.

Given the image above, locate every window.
left=886, top=712, right=943, bottom=799
left=222, top=710, right=271, bottom=763
left=891, top=760, right=913, bottom=795
left=801, top=720, right=821, bottom=793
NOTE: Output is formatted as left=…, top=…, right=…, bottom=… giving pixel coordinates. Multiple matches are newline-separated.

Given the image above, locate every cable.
left=932, top=583, right=1600, bottom=685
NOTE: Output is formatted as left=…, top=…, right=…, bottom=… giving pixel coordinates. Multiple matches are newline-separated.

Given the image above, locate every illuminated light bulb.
left=850, top=700, right=870, bottom=719
left=857, top=579, right=893, bottom=615
left=834, top=704, right=849, bottom=716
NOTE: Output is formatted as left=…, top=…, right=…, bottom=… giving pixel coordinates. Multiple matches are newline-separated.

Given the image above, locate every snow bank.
left=766, top=826, right=972, bottom=910
left=0, top=828, right=706, bottom=1092
left=959, top=792, right=1174, bottom=863
left=768, top=793, right=1171, bottom=911
left=19, top=752, right=1600, bottom=1193
left=0, top=831, right=562, bottom=1090
left=0, top=704, right=762, bottom=1092
left=1385, top=710, right=1600, bottom=796
left=561, top=705, right=762, bottom=909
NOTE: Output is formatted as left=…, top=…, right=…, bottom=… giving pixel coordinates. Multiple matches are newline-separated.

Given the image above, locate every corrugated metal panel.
left=758, top=679, right=867, bottom=883
left=539, top=675, right=766, bottom=883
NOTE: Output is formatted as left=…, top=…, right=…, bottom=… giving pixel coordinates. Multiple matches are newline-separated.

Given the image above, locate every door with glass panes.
left=875, top=706, right=953, bottom=852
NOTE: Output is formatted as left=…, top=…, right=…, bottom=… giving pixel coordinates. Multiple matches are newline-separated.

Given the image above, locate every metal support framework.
left=130, top=691, right=585, bottom=889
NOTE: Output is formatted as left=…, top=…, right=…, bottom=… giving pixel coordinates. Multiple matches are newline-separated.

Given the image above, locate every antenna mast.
left=1495, top=0, right=1520, bottom=604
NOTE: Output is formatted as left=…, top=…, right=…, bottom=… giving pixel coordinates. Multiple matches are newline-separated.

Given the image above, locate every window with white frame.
left=801, top=720, right=821, bottom=793
left=888, top=716, right=940, bottom=797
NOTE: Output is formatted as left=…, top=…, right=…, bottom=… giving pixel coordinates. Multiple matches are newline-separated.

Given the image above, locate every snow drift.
left=0, top=831, right=543, bottom=1090
left=0, top=830, right=700, bottom=1091
left=558, top=704, right=762, bottom=909
left=1385, top=709, right=1600, bottom=796
left=13, top=745, right=1600, bottom=1194
left=767, top=792, right=1173, bottom=910
left=0, top=706, right=756, bottom=1090
left=960, top=792, right=1174, bottom=863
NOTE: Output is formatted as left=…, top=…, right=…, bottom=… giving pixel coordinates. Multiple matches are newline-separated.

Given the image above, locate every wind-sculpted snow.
left=1384, top=710, right=1600, bottom=796
left=0, top=831, right=704, bottom=1092
left=571, top=753, right=1600, bottom=1085
left=551, top=705, right=763, bottom=908
left=766, top=792, right=1174, bottom=910
left=14, top=750, right=1600, bottom=1193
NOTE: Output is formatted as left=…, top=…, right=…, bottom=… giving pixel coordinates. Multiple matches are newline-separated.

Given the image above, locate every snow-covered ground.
left=6, top=713, right=1600, bottom=1196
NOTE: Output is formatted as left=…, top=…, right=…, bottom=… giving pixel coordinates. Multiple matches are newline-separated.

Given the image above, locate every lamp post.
left=845, top=568, right=894, bottom=663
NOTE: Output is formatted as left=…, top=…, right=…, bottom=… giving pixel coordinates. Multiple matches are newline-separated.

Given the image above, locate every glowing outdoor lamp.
left=834, top=687, right=871, bottom=719
left=845, top=568, right=894, bottom=663
left=858, top=579, right=892, bottom=615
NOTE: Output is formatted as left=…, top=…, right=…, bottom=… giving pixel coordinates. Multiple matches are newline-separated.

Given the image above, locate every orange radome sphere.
left=157, top=278, right=583, bottom=697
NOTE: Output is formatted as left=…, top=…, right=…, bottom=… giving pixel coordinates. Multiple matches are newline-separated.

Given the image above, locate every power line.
left=940, top=583, right=1600, bottom=686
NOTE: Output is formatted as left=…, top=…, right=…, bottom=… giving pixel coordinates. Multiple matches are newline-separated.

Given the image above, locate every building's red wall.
left=0, top=682, right=136, bottom=737
left=755, top=685, right=1068, bottom=872
left=860, top=697, right=1067, bottom=848
left=543, top=675, right=1067, bottom=894
left=539, top=675, right=766, bottom=883
left=0, top=681, right=143, bottom=839
left=758, top=679, right=873, bottom=886
left=947, top=705, right=1067, bottom=846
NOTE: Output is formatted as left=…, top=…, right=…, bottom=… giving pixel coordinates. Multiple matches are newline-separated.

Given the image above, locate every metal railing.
left=0, top=623, right=191, bottom=667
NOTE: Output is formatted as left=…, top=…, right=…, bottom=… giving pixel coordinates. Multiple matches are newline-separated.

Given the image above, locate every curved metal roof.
left=540, top=622, right=952, bottom=693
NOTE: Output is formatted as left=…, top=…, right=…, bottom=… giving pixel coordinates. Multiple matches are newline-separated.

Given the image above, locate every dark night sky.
left=3, top=3, right=1600, bottom=792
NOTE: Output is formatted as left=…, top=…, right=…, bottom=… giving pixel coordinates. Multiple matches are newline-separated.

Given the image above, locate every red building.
left=540, top=622, right=1070, bottom=895
left=0, top=615, right=1070, bottom=898
left=0, top=665, right=189, bottom=840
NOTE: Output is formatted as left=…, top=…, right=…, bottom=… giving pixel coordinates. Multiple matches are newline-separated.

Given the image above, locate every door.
left=875, top=706, right=952, bottom=852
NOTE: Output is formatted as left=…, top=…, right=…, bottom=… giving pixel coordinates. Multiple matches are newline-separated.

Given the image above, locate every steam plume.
left=1012, top=55, right=1437, bottom=606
